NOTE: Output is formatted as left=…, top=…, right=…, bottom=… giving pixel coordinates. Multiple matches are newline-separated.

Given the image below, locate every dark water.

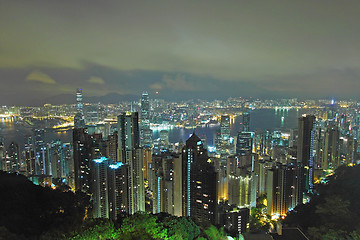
left=0, top=117, right=72, bottom=149
left=153, top=108, right=308, bottom=146
left=1, top=109, right=308, bottom=149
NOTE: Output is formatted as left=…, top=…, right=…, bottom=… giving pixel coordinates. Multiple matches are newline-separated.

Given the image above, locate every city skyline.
left=1, top=87, right=360, bottom=238
left=1, top=0, right=360, bottom=105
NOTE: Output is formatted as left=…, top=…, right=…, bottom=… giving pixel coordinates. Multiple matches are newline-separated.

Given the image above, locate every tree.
left=203, top=225, right=227, bottom=240
left=118, top=212, right=168, bottom=240
left=158, top=214, right=200, bottom=240
left=284, top=165, right=360, bottom=240
left=69, top=219, right=118, bottom=240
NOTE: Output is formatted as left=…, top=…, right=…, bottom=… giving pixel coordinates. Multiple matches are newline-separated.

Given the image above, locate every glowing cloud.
left=161, top=74, right=194, bottom=91
left=26, top=70, right=56, bottom=84
left=88, top=76, right=105, bottom=84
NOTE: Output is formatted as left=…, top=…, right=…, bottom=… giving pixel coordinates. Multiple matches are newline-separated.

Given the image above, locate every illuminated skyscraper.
left=181, top=133, right=216, bottom=224
left=34, top=129, right=47, bottom=175
left=117, top=112, right=145, bottom=214
left=74, top=88, right=85, bottom=129
left=91, top=157, right=129, bottom=219
left=108, top=161, right=130, bottom=219
left=228, top=168, right=252, bottom=208
left=140, top=92, right=153, bottom=148
left=297, top=115, right=316, bottom=192
left=266, top=163, right=302, bottom=216
left=92, top=157, right=110, bottom=218
left=150, top=152, right=180, bottom=215
left=73, top=128, right=91, bottom=193
left=106, top=132, right=118, bottom=162
left=323, top=124, right=340, bottom=169
left=236, top=132, right=254, bottom=156
left=0, top=140, right=6, bottom=171
left=141, top=92, right=150, bottom=126
left=24, top=136, right=36, bottom=176
left=220, top=115, right=230, bottom=140
left=7, top=142, right=20, bottom=172
left=242, top=112, right=250, bottom=132
left=48, top=140, right=63, bottom=179
left=47, top=140, right=73, bottom=186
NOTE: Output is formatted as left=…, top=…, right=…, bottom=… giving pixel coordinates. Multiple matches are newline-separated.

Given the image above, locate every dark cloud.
left=0, top=0, right=360, bottom=104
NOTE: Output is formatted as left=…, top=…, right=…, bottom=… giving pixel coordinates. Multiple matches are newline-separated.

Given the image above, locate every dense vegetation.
left=0, top=171, right=90, bottom=239
left=65, top=213, right=229, bottom=240
left=284, top=165, right=360, bottom=240
left=0, top=171, right=230, bottom=240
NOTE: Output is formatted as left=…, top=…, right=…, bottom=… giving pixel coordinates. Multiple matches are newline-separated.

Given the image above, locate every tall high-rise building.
left=219, top=115, right=233, bottom=156
left=140, top=92, right=153, bottom=148
left=228, top=168, right=253, bottom=208
left=141, top=92, right=150, bottom=126
left=92, top=157, right=110, bottom=218
left=62, top=143, right=75, bottom=188
left=149, top=152, right=180, bottom=215
left=117, top=112, right=145, bottom=214
left=181, top=133, right=216, bottom=224
left=91, top=157, right=130, bottom=219
left=0, top=140, right=6, bottom=171
left=236, top=132, right=254, bottom=156
left=266, top=163, right=303, bottom=216
left=220, top=115, right=230, bottom=140
left=47, top=140, right=73, bottom=186
left=323, top=124, right=340, bottom=169
left=24, top=136, right=36, bottom=176
left=73, top=128, right=92, bottom=193
left=48, top=140, right=63, bottom=179
left=34, top=129, right=47, bottom=175
left=106, top=132, right=118, bottom=162
left=108, top=161, right=130, bottom=219
left=7, top=142, right=20, bottom=172
left=74, top=88, right=85, bottom=129
left=242, top=112, right=250, bottom=132
left=297, top=115, right=316, bottom=192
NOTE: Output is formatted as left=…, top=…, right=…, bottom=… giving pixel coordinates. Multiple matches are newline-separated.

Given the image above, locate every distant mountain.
left=84, top=93, right=139, bottom=104
left=42, top=92, right=139, bottom=105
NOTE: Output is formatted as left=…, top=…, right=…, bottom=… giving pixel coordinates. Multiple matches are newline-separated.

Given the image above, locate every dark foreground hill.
left=284, top=165, right=360, bottom=240
left=0, top=171, right=89, bottom=240
left=0, top=171, right=229, bottom=240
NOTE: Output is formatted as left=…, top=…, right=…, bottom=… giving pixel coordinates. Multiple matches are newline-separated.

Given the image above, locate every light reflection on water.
left=0, top=109, right=308, bottom=149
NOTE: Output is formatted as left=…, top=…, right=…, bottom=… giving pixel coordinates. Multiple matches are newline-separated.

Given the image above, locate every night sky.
left=1, top=0, right=360, bottom=105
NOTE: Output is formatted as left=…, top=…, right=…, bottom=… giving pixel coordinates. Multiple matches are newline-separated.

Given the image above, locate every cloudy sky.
left=1, top=0, right=360, bottom=105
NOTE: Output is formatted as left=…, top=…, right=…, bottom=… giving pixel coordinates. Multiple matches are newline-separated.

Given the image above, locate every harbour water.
left=154, top=108, right=308, bottom=146
left=0, top=108, right=309, bottom=149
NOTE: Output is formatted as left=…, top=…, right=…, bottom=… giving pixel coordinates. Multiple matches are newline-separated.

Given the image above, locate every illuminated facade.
left=74, top=88, right=85, bottom=129
left=150, top=152, right=180, bottom=215
left=73, top=128, right=91, bottom=193
left=140, top=92, right=152, bottom=148
left=117, top=112, right=145, bottom=214
left=236, top=132, right=254, bottom=156
left=242, top=112, right=250, bottom=132
left=297, top=115, right=316, bottom=192
left=181, top=133, right=216, bottom=224
left=266, top=163, right=302, bottom=216
left=34, top=129, right=47, bottom=175
left=323, top=124, right=340, bottom=169
left=92, top=157, right=129, bottom=219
